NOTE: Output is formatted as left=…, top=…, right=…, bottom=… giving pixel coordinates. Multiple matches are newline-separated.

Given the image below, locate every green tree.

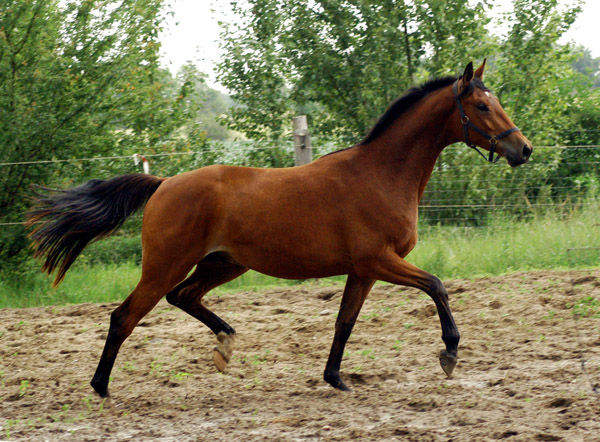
left=217, top=0, right=491, bottom=142
left=572, top=45, right=600, bottom=88
left=0, top=0, right=204, bottom=264
left=176, top=64, right=237, bottom=141
left=489, top=0, right=582, bottom=145
left=199, top=87, right=237, bottom=140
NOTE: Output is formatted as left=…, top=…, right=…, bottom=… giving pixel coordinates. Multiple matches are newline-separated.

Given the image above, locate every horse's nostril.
left=523, top=145, right=532, bottom=159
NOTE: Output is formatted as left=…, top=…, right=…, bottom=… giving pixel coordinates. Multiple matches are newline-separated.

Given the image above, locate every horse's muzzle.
left=522, top=144, right=533, bottom=161
left=505, top=143, right=533, bottom=167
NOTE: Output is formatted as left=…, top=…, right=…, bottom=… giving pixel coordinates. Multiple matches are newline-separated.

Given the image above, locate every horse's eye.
left=477, top=103, right=489, bottom=112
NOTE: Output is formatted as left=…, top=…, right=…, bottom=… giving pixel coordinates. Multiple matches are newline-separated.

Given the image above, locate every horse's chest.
left=394, top=231, right=418, bottom=258
left=388, top=215, right=418, bottom=257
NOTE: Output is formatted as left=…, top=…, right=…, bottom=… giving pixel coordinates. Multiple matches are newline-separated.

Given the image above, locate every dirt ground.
left=1, top=270, right=599, bottom=441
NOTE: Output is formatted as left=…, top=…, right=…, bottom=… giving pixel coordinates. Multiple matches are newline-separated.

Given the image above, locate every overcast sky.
left=158, top=0, right=600, bottom=90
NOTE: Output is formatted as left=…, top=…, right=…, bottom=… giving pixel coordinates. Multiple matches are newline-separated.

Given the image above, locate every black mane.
left=360, top=76, right=458, bottom=145
left=319, top=74, right=489, bottom=158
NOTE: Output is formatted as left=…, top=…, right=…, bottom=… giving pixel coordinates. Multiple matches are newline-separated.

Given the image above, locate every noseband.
left=453, top=81, right=520, bottom=163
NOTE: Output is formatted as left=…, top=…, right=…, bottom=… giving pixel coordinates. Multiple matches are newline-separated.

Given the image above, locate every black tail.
left=27, top=174, right=165, bottom=286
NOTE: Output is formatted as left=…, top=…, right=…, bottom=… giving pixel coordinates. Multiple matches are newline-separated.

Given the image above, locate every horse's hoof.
left=439, top=350, right=457, bottom=378
left=90, top=380, right=109, bottom=398
left=335, top=381, right=351, bottom=391
left=212, top=332, right=235, bottom=373
left=324, top=371, right=351, bottom=391
left=213, top=348, right=229, bottom=372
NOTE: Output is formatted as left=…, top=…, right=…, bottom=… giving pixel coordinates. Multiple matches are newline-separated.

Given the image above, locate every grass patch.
left=0, top=260, right=140, bottom=308
left=410, top=205, right=600, bottom=279
left=1, top=205, right=599, bottom=309
left=572, top=296, right=600, bottom=318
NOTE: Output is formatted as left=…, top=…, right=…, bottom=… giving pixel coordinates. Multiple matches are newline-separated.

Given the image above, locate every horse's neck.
left=360, top=89, right=456, bottom=201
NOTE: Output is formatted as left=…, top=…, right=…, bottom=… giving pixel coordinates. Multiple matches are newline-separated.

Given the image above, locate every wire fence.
left=1, top=143, right=600, bottom=168
left=2, top=143, right=600, bottom=229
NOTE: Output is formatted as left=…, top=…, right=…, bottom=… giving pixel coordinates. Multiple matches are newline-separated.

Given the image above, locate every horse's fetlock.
left=443, top=329, right=460, bottom=349
left=213, top=332, right=235, bottom=372
left=324, top=369, right=350, bottom=391
left=216, top=330, right=235, bottom=344
left=323, top=368, right=339, bottom=383
left=90, top=378, right=109, bottom=398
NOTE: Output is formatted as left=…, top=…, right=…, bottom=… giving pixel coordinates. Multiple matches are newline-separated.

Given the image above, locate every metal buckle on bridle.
left=453, top=80, right=520, bottom=163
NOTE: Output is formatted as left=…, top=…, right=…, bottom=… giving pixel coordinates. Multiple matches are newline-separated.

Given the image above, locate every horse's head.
left=454, top=60, right=532, bottom=167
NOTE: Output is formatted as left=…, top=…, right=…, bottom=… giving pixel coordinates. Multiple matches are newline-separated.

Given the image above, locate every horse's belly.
left=224, top=234, right=353, bottom=280
left=247, top=255, right=351, bottom=280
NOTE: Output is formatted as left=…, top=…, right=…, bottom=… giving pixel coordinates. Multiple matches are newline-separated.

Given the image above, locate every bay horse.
left=27, top=60, right=532, bottom=398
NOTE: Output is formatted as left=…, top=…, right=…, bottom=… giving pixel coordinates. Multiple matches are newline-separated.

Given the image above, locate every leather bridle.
left=453, top=80, right=520, bottom=163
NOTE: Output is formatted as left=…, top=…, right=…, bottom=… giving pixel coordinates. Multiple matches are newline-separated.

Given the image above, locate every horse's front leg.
left=356, top=249, right=460, bottom=378
left=324, top=274, right=375, bottom=390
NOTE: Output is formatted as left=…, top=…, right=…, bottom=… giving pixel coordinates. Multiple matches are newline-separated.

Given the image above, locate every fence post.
left=293, top=115, right=312, bottom=166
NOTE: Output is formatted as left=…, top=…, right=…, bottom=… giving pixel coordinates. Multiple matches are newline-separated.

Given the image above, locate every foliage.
left=571, top=45, right=600, bottom=88
left=217, top=0, right=491, bottom=142
left=0, top=0, right=206, bottom=263
left=490, top=0, right=584, bottom=146
left=194, top=78, right=238, bottom=140
left=427, top=0, right=600, bottom=224
left=217, top=1, right=591, bottom=143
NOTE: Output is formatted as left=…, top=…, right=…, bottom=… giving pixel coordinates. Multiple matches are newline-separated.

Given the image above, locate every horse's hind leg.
left=90, top=283, right=177, bottom=397
left=165, top=253, right=248, bottom=372
left=90, top=262, right=194, bottom=398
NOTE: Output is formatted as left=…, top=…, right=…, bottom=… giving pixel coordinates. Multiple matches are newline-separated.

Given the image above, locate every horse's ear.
left=474, top=58, right=486, bottom=79
left=463, top=62, right=474, bottom=83
left=458, top=61, right=474, bottom=93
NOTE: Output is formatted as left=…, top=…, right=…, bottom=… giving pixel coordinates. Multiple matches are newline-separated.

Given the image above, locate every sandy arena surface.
left=1, top=269, right=599, bottom=441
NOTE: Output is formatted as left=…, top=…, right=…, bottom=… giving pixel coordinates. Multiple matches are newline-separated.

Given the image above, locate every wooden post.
left=293, top=115, right=312, bottom=166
